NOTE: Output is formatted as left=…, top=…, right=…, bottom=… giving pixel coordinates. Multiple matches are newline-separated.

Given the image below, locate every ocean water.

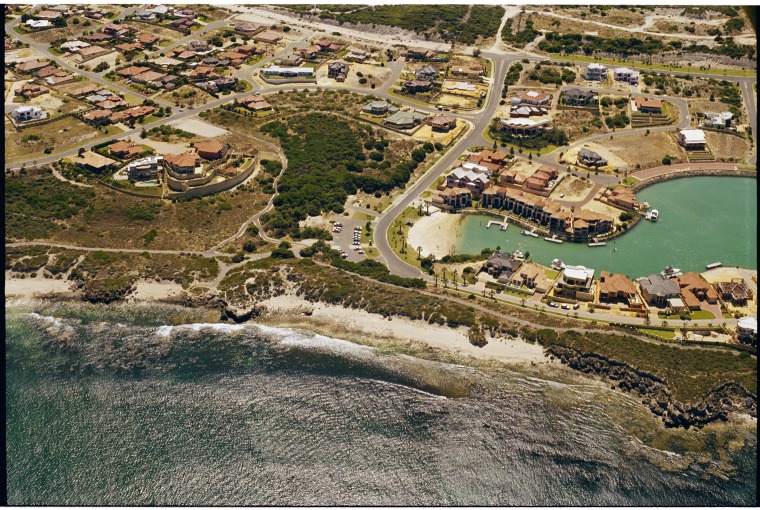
left=456, top=176, right=757, bottom=277
left=6, top=301, right=757, bottom=506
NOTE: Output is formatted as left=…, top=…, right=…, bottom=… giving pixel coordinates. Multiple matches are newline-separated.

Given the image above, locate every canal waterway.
left=455, top=176, right=757, bottom=277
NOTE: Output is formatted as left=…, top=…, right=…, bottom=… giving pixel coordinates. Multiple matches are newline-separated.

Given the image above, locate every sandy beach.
left=407, top=211, right=464, bottom=259
left=255, top=294, right=546, bottom=365
left=5, top=271, right=77, bottom=299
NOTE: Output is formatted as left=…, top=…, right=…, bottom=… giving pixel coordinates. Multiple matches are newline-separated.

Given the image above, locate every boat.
left=551, top=258, right=566, bottom=270
left=544, top=234, right=563, bottom=244
left=706, top=262, right=722, bottom=269
left=512, top=250, right=525, bottom=260
left=521, top=228, right=539, bottom=237
left=645, top=209, right=659, bottom=222
left=661, top=265, right=682, bottom=278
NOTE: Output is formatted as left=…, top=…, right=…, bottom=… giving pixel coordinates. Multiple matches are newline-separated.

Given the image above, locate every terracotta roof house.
left=233, top=22, right=266, bottom=36
left=315, top=40, right=342, bottom=52
left=109, top=105, right=156, bottom=123
left=175, top=50, right=196, bottom=60
left=254, top=32, right=282, bottom=44
left=97, top=98, right=129, bottom=110
left=35, top=10, right=63, bottom=19
left=451, top=64, right=483, bottom=80
left=132, top=70, right=167, bottom=84
left=164, top=151, right=202, bottom=176
left=509, top=263, right=547, bottom=292
left=83, top=109, right=114, bottom=125
left=17, top=83, right=49, bottom=98
left=218, top=50, right=247, bottom=63
left=33, top=65, right=61, bottom=78
left=16, top=59, right=49, bottom=73
left=431, top=187, right=471, bottom=212
left=78, top=46, right=113, bottom=61
left=599, top=271, right=639, bottom=305
left=675, top=273, right=719, bottom=310
left=639, top=274, right=680, bottom=306
left=235, top=45, right=259, bottom=55
left=137, top=33, right=160, bottom=46
left=71, top=151, right=117, bottom=171
left=428, top=115, right=457, bottom=132
left=188, top=65, right=217, bottom=80
left=280, top=54, right=303, bottom=67
left=235, top=94, right=272, bottom=111
left=109, top=140, right=144, bottom=159
left=82, top=32, right=113, bottom=43
left=69, top=83, right=101, bottom=97
left=633, top=96, right=662, bottom=114
left=115, top=43, right=144, bottom=53
left=195, top=141, right=229, bottom=160
left=118, top=66, right=150, bottom=77
left=603, top=186, right=639, bottom=210
left=299, top=44, right=321, bottom=60
left=518, top=90, right=551, bottom=105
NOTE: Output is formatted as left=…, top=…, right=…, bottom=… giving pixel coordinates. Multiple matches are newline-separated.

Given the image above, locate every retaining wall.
left=165, top=158, right=256, bottom=199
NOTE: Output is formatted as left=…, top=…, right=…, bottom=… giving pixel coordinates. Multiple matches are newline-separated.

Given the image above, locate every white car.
left=358, top=250, right=365, bottom=255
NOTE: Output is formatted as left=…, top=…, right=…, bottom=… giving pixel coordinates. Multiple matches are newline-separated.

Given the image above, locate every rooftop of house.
left=165, top=151, right=201, bottom=167
left=640, top=274, right=680, bottom=296
left=195, top=141, right=226, bottom=154
left=72, top=150, right=116, bottom=169
left=563, top=265, right=595, bottom=282
left=680, top=129, right=706, bottom=143
left=599, top=270, right=637, bottom=295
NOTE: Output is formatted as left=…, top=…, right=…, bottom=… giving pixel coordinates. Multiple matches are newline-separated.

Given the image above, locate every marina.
left=454, top=177, right=757, bottom=277
left=521, top=228, right=539, bottom=237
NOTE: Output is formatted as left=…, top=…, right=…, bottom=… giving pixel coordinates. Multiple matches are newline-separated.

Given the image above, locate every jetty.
left=521, top=228, right=539, bottom=237
left=588, top=237, right=607, bottom=247
left=706, top=262, right=722, bottom=269
left=544, top=234, right=564, bottom=244
left=486, top=218, right=509, bottom=230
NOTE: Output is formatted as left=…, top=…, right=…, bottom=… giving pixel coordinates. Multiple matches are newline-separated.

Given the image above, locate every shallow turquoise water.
left=455, top=177, right=757, bottom=277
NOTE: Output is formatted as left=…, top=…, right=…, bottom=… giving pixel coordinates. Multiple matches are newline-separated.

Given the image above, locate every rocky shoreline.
left=546, top=344, right=757, bottom=429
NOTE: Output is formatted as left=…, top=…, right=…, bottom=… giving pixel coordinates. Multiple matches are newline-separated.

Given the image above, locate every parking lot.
left=330, top=219, right=372, bottom=262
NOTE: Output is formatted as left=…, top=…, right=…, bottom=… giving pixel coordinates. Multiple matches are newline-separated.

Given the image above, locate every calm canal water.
left=456, top=176, right=757, bottom=277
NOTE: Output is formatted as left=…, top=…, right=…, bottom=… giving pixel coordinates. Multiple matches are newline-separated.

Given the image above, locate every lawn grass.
left=548, top=53, right=756, bottom=78
left=621, top=176, right=640, bottom=186
left=658, top=310, right=716, bottom=320
left=637, top=327, right=676, bottom=339
left=103, top=125, right=125, bottom=135
left=386, top=206, right=427, bottom=269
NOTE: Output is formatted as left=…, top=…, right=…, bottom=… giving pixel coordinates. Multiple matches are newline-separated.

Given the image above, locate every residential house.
left=235, top=94, right=273, bottom=111
left=715, top=280, right=753, bottom=306
left=428, top=115, right=457, bottom=132
left=254, top=32, right=282, bottom=44
left=468, top=149, right=509, bottom=173
left=77, top=46, right=112, bottom=61
left=174, top=8, right=195, bottom=19
left=60, top=40, right=91, bottom=52
left=510, top=105, right=549, bottom=118
left=174, top=50, right=197, bottom=60
left=603, top=186, right=639, bottom=210
left=109, top=105, right=156, bottom=123
left=523, top=166, right=557, bottom=192
left=700, top=111, right=734, bottom=129
left=203, top=77, right=235, bottom=93
left=445, top=168, right=491, bottom=196
left=45, top=74, right=76, bottom=86
left=564, top=209, right=613, bottom=241
left=48, top=5, right=71, bottom=13
left=109, top=140, right=144, bottom=160
left=403, top=79, right=432, bottom=93
left=233, top=22, right=266, bottom=37
left=299, top=44, right=321, bottom=60
left=235, top=45, right=260, bottom=55
left=362, top=100, right=398, bottom=116
left=583, top=63, right=607, bottom=81
left=451, top=64, right=483, bottom=81
left=517, top=90, right=551, bottom=106
left=96, top=98, right=129, bottom=110
left=736, top=317, right=757, bottom=346
left=25, top=19, right=51, bottom=29
left=69, top=84, right=103, bottom=97
left=218, top=50, right=247, bottom=64
left=577, top=148, right=607, bottom=167
left=148, top=5, right=172, bottom=17
left=481, top=252, right=521, bottom=283
left=133, top=9, right=156, bottom=21
left=315, top=40, right=342, bottom=52
left=481, top=186, right=570, bottom=234
left=555, top=265, right=595, bottom=301
left=187, top=40, right=211, bottom=53
left=82, top=32, right=113, bottom=43
left=34, top=10, right=62, bottom=19
left=639, top=274, right=681, bottom=306
left=500, top=117, right=552, bottom=137
left=17, top=83, right=49, bottom=99
left=137, top=33, right=160, bottom=46
left=667, top=298, right=688, bottom=315
left=188, top=65, right=218, bottom=81
left=613, top=67, right=639, bottom=85
left=509, top=263, right=550, bottom=293
left=128, top=155, right=163, bottom=180
left=415, top=65, right=438, bottom=81
left=561, top=88, right=597, bottom=106
left=327, top=62, right=349, bottom=82
left=167, top=18, right=194, bottom=31
left=678, top=129, right=707, bottom=150
left=164, top=151, right=202, bottom=177
left=195, top=141, right=229, bottom=160
left=431, top=187, right=472, bottom=212
left=675, top=272, right=719, bottom=310
left=633, top=96, right=662, bottom=114
left=12, top=106, right=45, bottom=122
left=103, top=24, right=133, bottom=38
left=16, top=59, right=49, bottom=73
left=118, top=66, right=151, bottom=78
left=34, top=65, right=64, bottom=78
left=115, top=42, right=144, bottom=53
left=82, top=109, right=113, bottom=125
left=279, top=54, right=303, bottom=67
left=261, top=66, right=314, bottom=78
left=599, top=271, right=640, bottom=307
left=132, top=70, right=167, bottom=84
left=383, top=110, right=428, bottom=129
left=345, top=49, right=368, bottom=62
left=71, top=151, right=116, bottom=171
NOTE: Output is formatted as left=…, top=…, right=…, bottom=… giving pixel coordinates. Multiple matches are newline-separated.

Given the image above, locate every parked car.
left=561, top=304, right=570, bottom=310
left=548, top=302, right=558, bottom=308
left=358, top=250, right=365, bottom=255
left=572, top=303, right=580, bottom=310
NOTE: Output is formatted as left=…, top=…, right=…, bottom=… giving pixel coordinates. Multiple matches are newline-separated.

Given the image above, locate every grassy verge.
left=658, top=310, right=716, bottom=320
left=637, top=327, right=676, bottom=339
left=548, top=53, right=756, bottom=78
left=386, top=206, right=427, bottom=270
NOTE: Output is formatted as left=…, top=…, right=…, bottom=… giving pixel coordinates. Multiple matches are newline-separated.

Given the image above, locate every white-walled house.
left=12, top=106, right=45, bottom=122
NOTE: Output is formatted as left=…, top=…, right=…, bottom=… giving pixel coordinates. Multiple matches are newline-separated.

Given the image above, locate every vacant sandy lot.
left=704, top=131, right=752, bottom=161
left=4, top=47, right=47, bottom=63
left=74, top=51, right=120, bottom=71
left=510, top=158, right=547, bottom=179
left=158, top=85, right=216, bottom=108
left=688, top=99, right=732, bottom=116
left=412, top=120, right=467, bottom=147
left=550, top=175, right=595, bottom=201
left=604, top=132, right=683, bottom=169
left=168, top=117, right=230, bottom=137
left=554, top=110, right=606, bottom=142
left=5, top=116, right=105, bottom=163
left=315, top=61, right=391, bottom=89
left=139, top=139, right=191, bottom=155
left=563, top=142, right=628, bottom=172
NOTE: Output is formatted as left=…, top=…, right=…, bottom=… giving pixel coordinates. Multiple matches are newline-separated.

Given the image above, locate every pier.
left=588, top=237, right=607, bottom=247
left=486, top=219, right=509, bottom=231
left=544, top=235, right=564, bottom=244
